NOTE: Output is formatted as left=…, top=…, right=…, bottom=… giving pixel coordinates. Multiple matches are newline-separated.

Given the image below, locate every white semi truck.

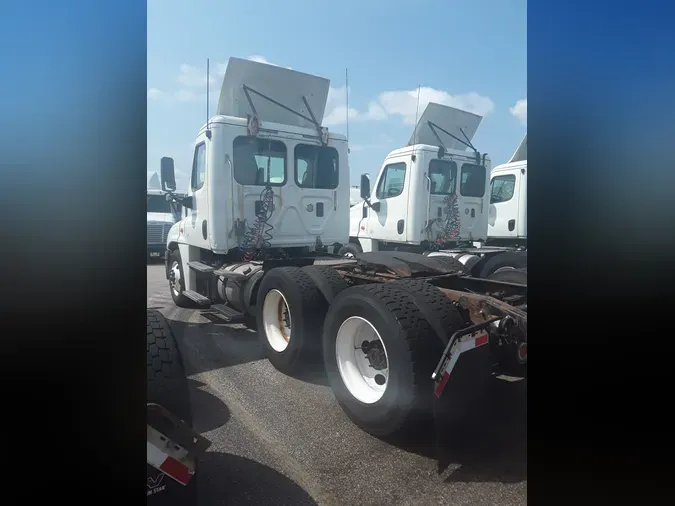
left=488, top=134, right=527, bottom=248
left=160, top=57, right=527, bottom=438
left=148, top=187, right=183, bottom=259
left=342, top=103, right=527, bottom=279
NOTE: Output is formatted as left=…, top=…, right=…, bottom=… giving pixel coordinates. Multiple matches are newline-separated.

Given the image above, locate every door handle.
left=508, top=219, right=515, bottom=231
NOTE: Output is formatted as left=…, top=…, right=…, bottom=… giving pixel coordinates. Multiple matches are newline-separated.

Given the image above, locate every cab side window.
left=375, top=162, right=406, bottom=199
left=191, top=142, right=206, bottom=191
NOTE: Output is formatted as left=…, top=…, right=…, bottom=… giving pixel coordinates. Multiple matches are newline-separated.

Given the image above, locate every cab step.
left=183, top=290, right=211, bottom=307
left=188, top=261, right=215, bottom=274
left=204, top=304, right=245, bottom=324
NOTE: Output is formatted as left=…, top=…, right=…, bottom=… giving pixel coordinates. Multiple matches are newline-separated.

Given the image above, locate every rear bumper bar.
left=146, top=403, right=211, bottom=486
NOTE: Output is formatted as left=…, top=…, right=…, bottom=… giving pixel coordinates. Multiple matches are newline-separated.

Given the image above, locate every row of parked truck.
left=146, top=56, right=527, bottom=504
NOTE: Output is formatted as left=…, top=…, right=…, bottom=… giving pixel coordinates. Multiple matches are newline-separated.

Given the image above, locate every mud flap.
left=431, top=327, right=495, bottom=451
left=147, top=403, right=211, bottom=487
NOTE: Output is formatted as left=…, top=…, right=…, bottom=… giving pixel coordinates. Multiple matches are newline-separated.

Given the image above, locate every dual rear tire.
left=256, top=267, right=481, bottom=438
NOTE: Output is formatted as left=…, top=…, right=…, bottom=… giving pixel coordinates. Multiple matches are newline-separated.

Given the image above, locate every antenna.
left=206, top=58, right=212, bottom=139
left=345, top=68, right=350, bottom=154
left=412, top=85, right=421, bottom=160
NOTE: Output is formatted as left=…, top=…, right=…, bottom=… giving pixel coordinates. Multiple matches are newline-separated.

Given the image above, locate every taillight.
left=517, top=342, right=527, bottom=363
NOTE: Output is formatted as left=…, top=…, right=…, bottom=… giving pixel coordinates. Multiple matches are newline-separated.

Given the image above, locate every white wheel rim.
left=262, top=289, right=292, bottom=352
left=169, top=261, right=181, bottom=296
left=335, top=316, right=389, bottom=404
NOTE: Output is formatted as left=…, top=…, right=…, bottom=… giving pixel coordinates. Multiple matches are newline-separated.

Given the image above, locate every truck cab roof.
left=385, top=143, right=490, bottom=162
left=198, top=114, right=347, bottom=143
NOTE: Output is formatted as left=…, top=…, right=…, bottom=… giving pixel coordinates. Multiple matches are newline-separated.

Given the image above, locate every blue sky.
left=148, top=0, right=526, bottom=190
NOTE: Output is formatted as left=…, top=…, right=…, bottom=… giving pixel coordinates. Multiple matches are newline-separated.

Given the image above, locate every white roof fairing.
left=407, top=102, right=483, bottom=150
left=508, top=135, right=527, bottom=163
left=215, top=57, right=331, bottom=129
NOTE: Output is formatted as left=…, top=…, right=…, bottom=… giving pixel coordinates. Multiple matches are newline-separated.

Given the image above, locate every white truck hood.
left=147, top=212, right=175, bottom=224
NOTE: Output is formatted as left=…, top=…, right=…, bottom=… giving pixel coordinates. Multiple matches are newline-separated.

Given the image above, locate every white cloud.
left=375, top=88, right=495, bottom=124
left=510, top=98, right=527, bottom=124
left=321, top=86, right=494, bottom=127
left=147, top=88, right=164, bottom=100
left=323, top=85, right=360, bottom=126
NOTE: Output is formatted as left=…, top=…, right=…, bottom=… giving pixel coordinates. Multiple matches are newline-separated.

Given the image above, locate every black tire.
left=338, top=242, right=362, bottom=258
left=391, top=279, right=467, bottom=346
left=146, top=309, right=197, bottom=506
left=488, top=268, right=527, bottom=285
left=255, top=267, right=328, bottom=376
left=322, top=284, right=444, bottom=437
left=301, top=265, right=349, bottom=303
left=168, top=249, right=196, bottom=308
left=478, top=251, right=527, bottom=278
left=427, top=255, right=467, bottom=274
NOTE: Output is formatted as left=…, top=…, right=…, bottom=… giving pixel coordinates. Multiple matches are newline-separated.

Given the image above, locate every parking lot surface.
left=147, top=262, right=527, bottom=506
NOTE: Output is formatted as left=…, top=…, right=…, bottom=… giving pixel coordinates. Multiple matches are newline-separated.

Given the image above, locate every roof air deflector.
left=508, top=134, right=527, bottom=163
left=215, top=57, right=330, bottom=129
left=407, top=102, right=483, bottom=150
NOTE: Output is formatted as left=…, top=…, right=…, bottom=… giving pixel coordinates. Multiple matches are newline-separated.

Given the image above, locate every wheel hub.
left=170, top=262, right=181, bottom=295
left=335, top=317, right=390, bottom=405
left=360, top=340, right=387, bottom=370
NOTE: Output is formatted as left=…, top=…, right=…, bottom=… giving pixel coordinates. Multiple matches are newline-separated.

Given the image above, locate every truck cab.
left=147, top=188, right=181, bottom=258
left=160, top=57, right=350, bottom=303
left=349, top=102, right=491, bottom=253
left=487, top=135, right=527, bottom=247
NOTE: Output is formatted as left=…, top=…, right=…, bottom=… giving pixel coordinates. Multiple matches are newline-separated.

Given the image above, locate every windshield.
left=295, top=144, right=339, bottom=189
left=147, top=194, right=171, bottom=213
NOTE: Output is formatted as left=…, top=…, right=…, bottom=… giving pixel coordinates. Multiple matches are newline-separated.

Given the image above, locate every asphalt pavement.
left=147, top=262, right=527, bottom=506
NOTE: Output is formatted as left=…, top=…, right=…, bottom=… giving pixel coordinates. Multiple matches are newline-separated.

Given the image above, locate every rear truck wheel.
left=488, top=268, right=527, bottom=285
left=338, top=242, right=362, bottom=258
left=256, top=267, right=328, bottom=376
left=478, top=251, right=528, bottom=278
left=427, top=255, right=468, bottom=274
left=301, top=265, right=349, bottom=303
left=168, top=250, right=196, bottom=308
left=146, top=309, right=198, bottom=506
left=323, top=284, right=450, bottom=437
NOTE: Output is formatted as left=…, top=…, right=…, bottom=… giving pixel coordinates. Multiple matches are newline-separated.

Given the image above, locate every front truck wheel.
left=168, top=249, right=196, bottom=308
left=255, top=267, right=330, bottom=376
left=146, top=309, right=198, bottom=506
left=322, top=284, right=449, bottom=437
left=338, top=241, right=362, bottom=258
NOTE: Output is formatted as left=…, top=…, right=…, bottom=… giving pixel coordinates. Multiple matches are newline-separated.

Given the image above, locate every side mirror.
left=181, top=196, right=194, bottom=210
left=360, top=173, right=371, bottom=200
left=161, top=157, right=176, bottom=191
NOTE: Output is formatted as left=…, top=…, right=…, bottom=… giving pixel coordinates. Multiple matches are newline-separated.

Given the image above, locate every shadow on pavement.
left=384, top=377, right=527, bottom=484
left=198, top=452, right=318, bottom=506
left=165, top=314, right=266, bottom=374
left=189, top=379, right=231, bottom=434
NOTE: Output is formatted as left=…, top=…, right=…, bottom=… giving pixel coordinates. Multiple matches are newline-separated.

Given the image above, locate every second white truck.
left=344, top=103, right=527, bottom=278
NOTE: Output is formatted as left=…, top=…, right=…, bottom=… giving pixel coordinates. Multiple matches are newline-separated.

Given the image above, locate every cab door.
left=488, top=168, right=521, bottom=238
left=364, top=159, right=409, bottom=242
left=184, top=137, right=210, bottom=249
left=457, top=161, right=488, bottom=240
